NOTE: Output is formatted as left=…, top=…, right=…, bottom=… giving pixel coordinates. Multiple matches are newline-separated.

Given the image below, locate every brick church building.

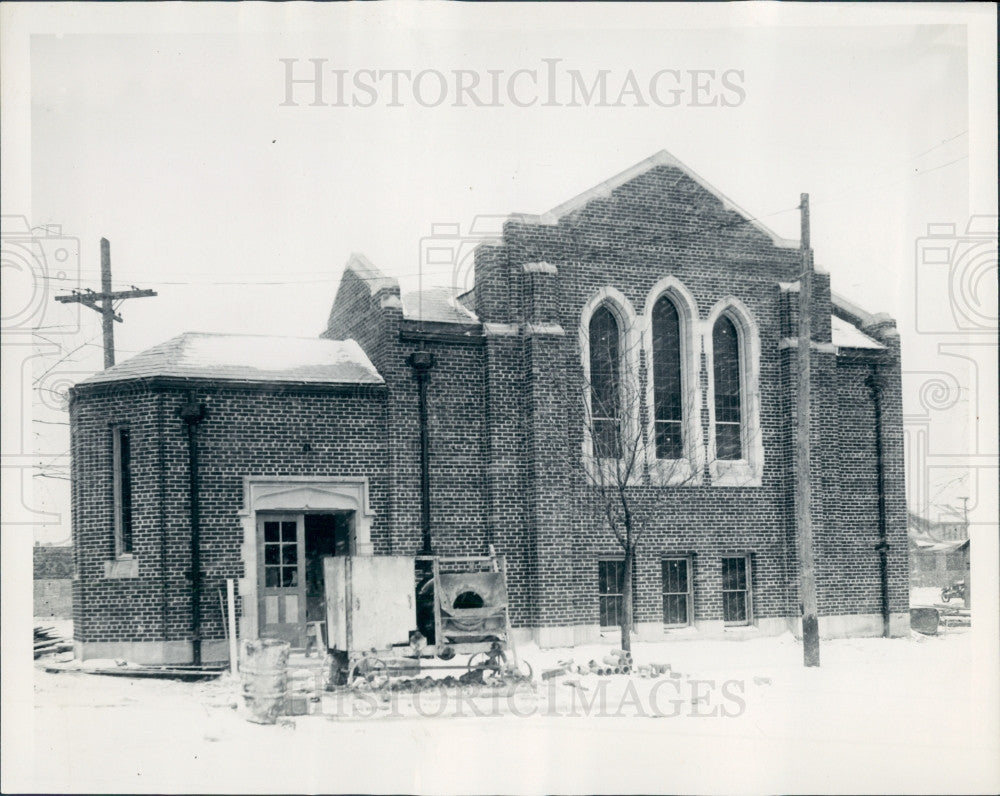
left=69, top=151, right=909, bottom=663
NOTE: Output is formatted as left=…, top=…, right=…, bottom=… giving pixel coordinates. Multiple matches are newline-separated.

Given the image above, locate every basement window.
left=662, top=557, right=692, bottom=627
left=113, top=426, right=134, bottom=557
left=598, top=559, right=625, bottom=628
left=721, top=556, right=752, bottom=626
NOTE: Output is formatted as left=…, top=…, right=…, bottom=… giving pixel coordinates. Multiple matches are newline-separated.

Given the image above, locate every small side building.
left=908, top=511, right=970, bottom=588
left=69, top=335, right=387, bottom=663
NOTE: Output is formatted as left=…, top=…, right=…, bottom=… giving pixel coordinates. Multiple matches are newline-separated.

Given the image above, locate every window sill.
left=104, top=557, right=139, bottom=578
left=663, top=624, right=696, bottom=634
left=710, top=459, right=761, bottom=487
left=649, top=458, right=701, bottom=486
left=583, top=457, right=645, bottom=487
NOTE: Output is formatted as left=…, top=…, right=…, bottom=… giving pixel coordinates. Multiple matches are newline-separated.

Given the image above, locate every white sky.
left=2, top=3, right=996, bottom=547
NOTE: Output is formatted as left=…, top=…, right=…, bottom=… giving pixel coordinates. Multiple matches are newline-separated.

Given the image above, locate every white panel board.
left=324, top=555, right=415, bottom=651
left=350, top=556, right=416, bottom=650
left=324, top=557, right=348, bottom=650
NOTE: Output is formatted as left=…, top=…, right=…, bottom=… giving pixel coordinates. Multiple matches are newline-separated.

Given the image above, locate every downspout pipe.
left=865, top=367, right=891, bottom=638
left=178, top=396, right=208, bottom=664
left=408, top=350, right=435, bottom=555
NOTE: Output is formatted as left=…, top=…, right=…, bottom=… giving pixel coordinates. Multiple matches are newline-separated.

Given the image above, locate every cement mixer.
left=324, top=547, right=527, bottom=686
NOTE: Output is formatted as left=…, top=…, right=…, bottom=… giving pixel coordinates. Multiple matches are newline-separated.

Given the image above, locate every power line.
left=61, top=267, right=462, bottom=287
left=31, top=330, right=104, bottom=387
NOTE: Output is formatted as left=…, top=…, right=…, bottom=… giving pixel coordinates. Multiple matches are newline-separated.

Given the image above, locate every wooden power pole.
left=54, top=238, right=156, bottom=368
left=797, top=194, right=821, bottom=667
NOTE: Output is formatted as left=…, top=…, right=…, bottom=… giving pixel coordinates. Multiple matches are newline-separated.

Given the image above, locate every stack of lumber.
left=34, top=626, right=72, bottom=659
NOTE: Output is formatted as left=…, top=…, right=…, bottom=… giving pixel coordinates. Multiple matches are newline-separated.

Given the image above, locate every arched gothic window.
left=589, top=306, right=621, bottom=459
left=712, top=315, right=743, bottom=460
left=651, top=295, right=683, bottom=459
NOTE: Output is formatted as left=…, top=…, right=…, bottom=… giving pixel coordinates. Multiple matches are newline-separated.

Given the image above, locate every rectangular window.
left=721, top=556, right=751, bottom=625
left=598, top=560, right=625, bottom=627
left=113, top=426, right=133, bottom=556
left=263, top=520, right=300, bottom=588
left=662, top=557, right=692, bottom=626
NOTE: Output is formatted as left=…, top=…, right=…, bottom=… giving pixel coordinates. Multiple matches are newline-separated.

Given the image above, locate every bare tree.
left=581, top=304, right=706, bottom=653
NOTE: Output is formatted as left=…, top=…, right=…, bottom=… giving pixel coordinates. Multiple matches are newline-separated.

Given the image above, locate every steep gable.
left=512, top=149, right=798, bottom=250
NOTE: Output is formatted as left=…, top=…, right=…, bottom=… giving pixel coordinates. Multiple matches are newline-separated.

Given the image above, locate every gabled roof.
left=510, top=149, right=799, bottom=249
left=79, top=333, right=383, bottom=386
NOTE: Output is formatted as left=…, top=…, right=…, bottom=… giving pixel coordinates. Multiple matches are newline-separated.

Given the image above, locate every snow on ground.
left=911, top=585, right=968, bottom=608
left=20, top=620, right=999, bottom=795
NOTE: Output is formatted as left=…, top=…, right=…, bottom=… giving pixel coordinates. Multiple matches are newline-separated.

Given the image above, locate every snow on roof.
left=511, top=149, right=799, bottom=249
left=831, top=316, right=885, bottom=350
left=344, top=252, right=399, bottom=295
left=402, top=286, right=480, bottom=324
left=909, top=533, right=969, bottom=554
left=831, top=292, right=877, bottom=328
left=80, top=333, right=384, bottom=385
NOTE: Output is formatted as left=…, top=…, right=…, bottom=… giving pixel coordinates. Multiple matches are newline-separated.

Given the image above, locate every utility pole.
left=54, top=238, right=156, bottom=368
left=796, top=193, right=821, bottom=667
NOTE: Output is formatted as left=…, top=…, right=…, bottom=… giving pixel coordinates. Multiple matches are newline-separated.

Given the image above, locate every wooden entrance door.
left=257, top=514, right=306, bottom=646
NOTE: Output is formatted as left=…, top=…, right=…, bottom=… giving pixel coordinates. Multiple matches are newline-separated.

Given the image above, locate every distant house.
left=68, top=150, right=909, bottom=664
left=908, top=511, right=969, bottom=588
left=34, top=545, right=74, bottom=618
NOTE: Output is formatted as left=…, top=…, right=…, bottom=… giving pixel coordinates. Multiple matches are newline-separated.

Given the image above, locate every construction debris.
left=34, top=626, right=72, bottom=659
left=86, top=664, right=226, bottom=681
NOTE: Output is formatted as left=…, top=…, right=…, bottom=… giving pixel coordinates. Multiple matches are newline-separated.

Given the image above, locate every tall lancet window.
left=651, top=295, right=683, bottom=459
left=589, top=306, right=621, bottom=459
left=712, top=315, right=743, bottom=460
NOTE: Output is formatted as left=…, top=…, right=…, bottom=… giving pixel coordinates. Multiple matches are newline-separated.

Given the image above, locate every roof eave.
left=70, top=375, right=387, bottom=401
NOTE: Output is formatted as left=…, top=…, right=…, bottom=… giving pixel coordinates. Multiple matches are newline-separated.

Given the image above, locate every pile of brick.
left=542, top=651, right=683, bottom=682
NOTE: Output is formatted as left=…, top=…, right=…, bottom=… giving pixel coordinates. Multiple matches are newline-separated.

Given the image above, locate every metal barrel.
left=242, top=638, right=290, bottom=724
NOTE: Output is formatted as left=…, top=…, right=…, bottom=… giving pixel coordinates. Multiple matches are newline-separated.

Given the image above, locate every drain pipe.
left=865, top=367, right=890, bottom=638
left=178, top=395, right=208, bottom=664
left=408, top=350, right=435, bottom=554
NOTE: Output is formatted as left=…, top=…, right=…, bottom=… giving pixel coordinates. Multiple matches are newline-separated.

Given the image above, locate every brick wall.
left=466, top=162, right=906, bottom=629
